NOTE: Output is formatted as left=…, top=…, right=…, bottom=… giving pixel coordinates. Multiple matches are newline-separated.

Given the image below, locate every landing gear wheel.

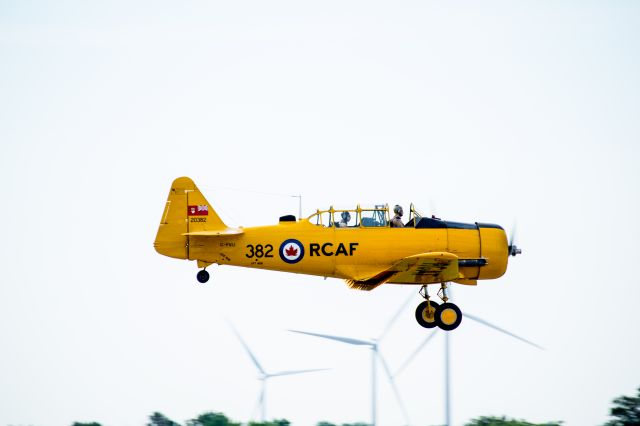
left=415, top=300, right=440, bottom=329
left=196, top=269, right=210, bottom=283
left=435, top=303, right=462, bottom=331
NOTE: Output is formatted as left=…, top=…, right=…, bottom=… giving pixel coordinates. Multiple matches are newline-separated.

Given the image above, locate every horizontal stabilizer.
left=182, top=228, right=244, bottom=236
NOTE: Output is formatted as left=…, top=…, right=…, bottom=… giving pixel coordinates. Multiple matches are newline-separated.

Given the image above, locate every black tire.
left=415, top=300, right=440, bottom=328
left=435, top=302, right=462, bottom=331
left=196, top=270, right=210, bottom=283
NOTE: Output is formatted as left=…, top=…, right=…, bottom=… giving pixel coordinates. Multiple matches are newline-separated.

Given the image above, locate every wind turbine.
left=289, top=293, right=415, bottom=426
left=228, top=322, right=327, bottom=422
left=393, top=286, right=544, bottom=426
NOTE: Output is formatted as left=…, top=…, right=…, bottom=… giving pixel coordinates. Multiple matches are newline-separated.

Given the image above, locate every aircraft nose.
left=477, top=224, right=509, bottom=280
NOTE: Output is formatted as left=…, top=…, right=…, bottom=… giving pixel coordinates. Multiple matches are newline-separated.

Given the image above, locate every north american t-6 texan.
left=155, top=177, right=521, bottom=331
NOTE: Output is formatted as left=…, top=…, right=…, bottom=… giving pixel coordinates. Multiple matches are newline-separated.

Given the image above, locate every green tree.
left=186, top=411, right=240, bottom=426
left=148, top=412, right=181, bottom=426
left=71, top=423, right=102, bottom=426
left=603, top=386, right=640, bottom=426
left=248, top=420, right=290, bottom=426
left=465, top=416, right=562, bottom=426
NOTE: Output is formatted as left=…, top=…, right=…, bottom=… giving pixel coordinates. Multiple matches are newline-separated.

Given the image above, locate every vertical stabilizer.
left=154, top=177, right=227, bottom=259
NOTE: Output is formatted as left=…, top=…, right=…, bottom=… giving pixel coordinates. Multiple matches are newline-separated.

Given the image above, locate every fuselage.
left=185, top=218, right=509, bottom=285
left=153, top=177, right=510, bottom=286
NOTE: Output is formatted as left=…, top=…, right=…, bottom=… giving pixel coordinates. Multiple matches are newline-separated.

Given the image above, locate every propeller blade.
left=268, top=368, right=329, bottom=378
left=393, top=329, right=438, bottom=378
left=508, top=222, right=522, bottom=256
left=378, top=352, right=412, bottom=426
left=464, top=313, right=544, bottom=350
left=227, top=321, right=266, bottom=375
left=289, top=329, right=374, bottom=346
left=378, top=291, right=415, bottom=342
left=509, top=223, right=517, bottom=249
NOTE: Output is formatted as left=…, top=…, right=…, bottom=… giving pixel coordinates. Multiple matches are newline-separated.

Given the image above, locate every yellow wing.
left=345, top=252, right=459, bottom=291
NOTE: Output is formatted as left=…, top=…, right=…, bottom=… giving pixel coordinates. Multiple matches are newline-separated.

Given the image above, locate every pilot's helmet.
left=341, top=211, right=351, bottom=222
left=394, top=205, right=403, bottom=216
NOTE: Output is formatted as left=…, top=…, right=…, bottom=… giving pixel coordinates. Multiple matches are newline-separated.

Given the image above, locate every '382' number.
left=246, top=244, right=274, bottom=259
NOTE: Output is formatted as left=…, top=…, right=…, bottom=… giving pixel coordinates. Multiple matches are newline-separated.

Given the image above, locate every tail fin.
left=154, top=177, right=229, bottom=259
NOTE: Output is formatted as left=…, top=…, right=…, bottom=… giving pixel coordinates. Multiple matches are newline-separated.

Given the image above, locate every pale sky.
left=1, top=1, right=639, bottom=426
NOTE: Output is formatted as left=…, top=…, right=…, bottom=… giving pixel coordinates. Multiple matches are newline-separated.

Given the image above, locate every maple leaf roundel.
left=279, top=239, right=305, bottom=264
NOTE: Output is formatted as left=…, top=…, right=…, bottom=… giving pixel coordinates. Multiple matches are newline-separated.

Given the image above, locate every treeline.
left=71, top=386, right=640, bottom=426
left=72, top=412, right=560, bottom=426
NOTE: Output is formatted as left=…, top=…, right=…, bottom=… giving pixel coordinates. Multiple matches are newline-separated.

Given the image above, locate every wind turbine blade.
left=378, top=291, right=415, bottom=342
left=268, top=368, right=329, bottom=378
left=379, top=352, right=411, bottom=426
left=464, top=313, right=544, bottom=350
left=394, top=329, right=438, bottom=378
left=289, top=329, right=374, bottom=346
left=227, top=321, right=267, bottom=374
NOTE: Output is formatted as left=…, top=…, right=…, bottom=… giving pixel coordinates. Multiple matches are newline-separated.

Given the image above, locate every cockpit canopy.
left=307, top=204, right=425, bottom=228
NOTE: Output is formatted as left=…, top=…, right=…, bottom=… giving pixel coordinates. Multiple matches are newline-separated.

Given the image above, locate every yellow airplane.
left=154, top=177, right=521, bottom=331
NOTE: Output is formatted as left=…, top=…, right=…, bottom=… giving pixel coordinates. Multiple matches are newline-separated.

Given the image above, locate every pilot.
left=338, top=211, right=351, bottom=227
left=391, top=205, right=404, bottom=227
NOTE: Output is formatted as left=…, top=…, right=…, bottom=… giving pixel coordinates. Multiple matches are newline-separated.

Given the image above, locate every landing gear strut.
left=415, top=286, right=439, bottom=328
left=196, top=269, right=210, bottom=283
left=415, top=283, right=462, bottom=331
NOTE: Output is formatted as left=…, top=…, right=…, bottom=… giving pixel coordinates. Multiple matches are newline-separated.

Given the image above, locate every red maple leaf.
left=285, top=245, right=298, bottom=257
